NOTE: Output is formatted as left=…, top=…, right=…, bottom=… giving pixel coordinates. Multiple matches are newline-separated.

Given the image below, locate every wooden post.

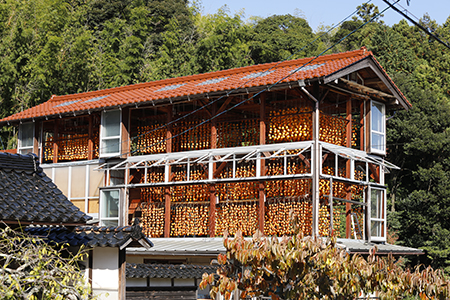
left=259, top=94, right=266, bottom=233
left=53, top=120, right=59, bottom=164
left=209, top=185, right=216, bottom=237
left=88, top=249, right=93, bottom=297
left=118, top=248, right=126, bottom=300
left=88, top=115, right=94, bottom=160
left=209, top=103, right=217, bottom=237
left=164, top=108, right=172, bottom=237
left=121, top=107, right=130, bottom=158
left=360, top=101, right=365, bottom=151
left=33, top=121, right=40, bottom=158
left=345, top=99, right=352, bottom=238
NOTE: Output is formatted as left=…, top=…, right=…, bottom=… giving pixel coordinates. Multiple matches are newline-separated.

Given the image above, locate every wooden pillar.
left=33, top=121, right=40, bottom=159
left=209, top=103, right=217, bottom=237
left=164, top=108, right=172, bottom=237
left=345, top=99, right=352, bottom=238
left=88, top=249, right=93, bottom=297
left=88, top=115, right=94, bottom=160
left=259, top=94, right=266, bottom=233
left=209, top=185, right=216, bottom=237
left=360, top=101, right=365, bottom=151
left=53, top=119, right=59, bottom=164
left=118, top=248, right=126, bottom=300
left=121, top=107, right=130, bottom=158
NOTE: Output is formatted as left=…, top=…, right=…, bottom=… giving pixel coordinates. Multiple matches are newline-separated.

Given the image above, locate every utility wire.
left=131, top=2, right=395, bottom=156
left=381, top=0, right=450, bottom=50
left=124, top=0, right=375, bottom=155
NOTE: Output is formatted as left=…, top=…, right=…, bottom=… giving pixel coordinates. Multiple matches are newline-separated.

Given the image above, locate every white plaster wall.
left=92, top=247, right=119, bottom=300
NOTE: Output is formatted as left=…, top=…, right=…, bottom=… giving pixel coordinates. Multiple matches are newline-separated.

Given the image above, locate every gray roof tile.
left=0, top=152, right=91, bottom=225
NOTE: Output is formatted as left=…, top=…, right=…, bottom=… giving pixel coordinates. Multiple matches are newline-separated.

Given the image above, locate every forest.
left=1, top=0, right=450, bottom=273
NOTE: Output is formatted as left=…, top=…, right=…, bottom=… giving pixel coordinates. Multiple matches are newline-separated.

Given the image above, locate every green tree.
left=0, top=226, right=93, bottom=299
left=250, top=14, right=315, bottom=64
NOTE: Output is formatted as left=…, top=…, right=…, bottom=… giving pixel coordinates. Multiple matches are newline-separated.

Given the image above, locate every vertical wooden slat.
left=345, top=99, right=352, bottom=238
left=88, top=115, right=94, bottom=160
left=360, top=101, right=365, bottom=151
left=259, top=94, right=266, bottom=233
left=121, top=107, right=130, bottom=158
left=118, top=248, right=126, bottom=300
left=210, top=103, right=217, bottom=237
left=164, top=108, right=172, bottom=237
left=88, top=249, right=93, bottom=297
left=33, top=121, right=39, bottom=156
left=53, top=119, right=59, bottom=164
left=209, top=185, right=216, bottom=237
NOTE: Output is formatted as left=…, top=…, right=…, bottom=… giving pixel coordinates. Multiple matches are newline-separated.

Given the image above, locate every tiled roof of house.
left=0, top=152, right=91, bottom=225
left=126, top=263, right=216, bottom=279
left=0, top=47, right=409, bottom=124
left=25, top=220, right=153, bottom=249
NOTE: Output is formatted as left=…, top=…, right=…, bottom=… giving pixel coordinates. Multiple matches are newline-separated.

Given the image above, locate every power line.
left=131, top=2, right=395, bottom=156
left=381, top=0, right=450, bottom=50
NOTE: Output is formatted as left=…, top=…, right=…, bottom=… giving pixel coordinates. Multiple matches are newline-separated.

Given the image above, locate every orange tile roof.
left=0, top=47, right=408, bottom=123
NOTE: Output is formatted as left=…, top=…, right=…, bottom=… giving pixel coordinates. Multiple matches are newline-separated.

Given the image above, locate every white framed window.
left=100, top=189, right=121, bottom=226
left=42, top=162, right=104, bottom=219
left=370, top=187, right=386, bottom=241
left=100, top=110, right=121, bottom=157
left=18, top=122, right=34, bottom=155
left=370, top=101, right=385, bottom=154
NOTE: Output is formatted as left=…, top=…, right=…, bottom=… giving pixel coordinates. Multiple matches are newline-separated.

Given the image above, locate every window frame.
left=42, top=161, right=104, bottom=219
left=99, top=188, right=122, bottom=226
left=369, top=186, right=386, bottom=242
left=100, top=110, right=122, bottom=157
left=18, top=122, right=35, bottom=155
left=370, top=100, right=386, bottom=155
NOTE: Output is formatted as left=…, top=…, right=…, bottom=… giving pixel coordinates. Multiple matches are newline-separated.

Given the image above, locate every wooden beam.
left=368, top=163, right=380, bottom=183
left=217, top=96, right=235, bottom=115
left=298, top=153, right=311, bottom=169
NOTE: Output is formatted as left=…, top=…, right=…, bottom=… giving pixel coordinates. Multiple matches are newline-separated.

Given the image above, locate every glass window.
left=100, top=189, right=120, bottom=226
left=100, top=110, right=121, bottom=157
left=370, top=188, right=385, bottom=240
left=18, top=122, right=34, bottom=154
left=371, top=101, right=385, bottom=154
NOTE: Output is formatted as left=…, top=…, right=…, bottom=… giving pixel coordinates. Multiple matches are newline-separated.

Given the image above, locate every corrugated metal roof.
left=127, top=237, right=422, bottom=256
left=127, top=237, right=226, bottom=256
left=0, top=47, right=410, bottom=124
left=336, top=238, right=424, bottom=255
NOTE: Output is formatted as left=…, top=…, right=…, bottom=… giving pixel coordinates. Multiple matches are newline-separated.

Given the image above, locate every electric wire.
left=382, top=0, right=450, bottom=50
left=129, top=2, right=395, bottom=156
left=41, top=0, right=373, bottom=160
left=123, top=0, right=375, bottom=156
left=34, top=0, right=390, bottom=160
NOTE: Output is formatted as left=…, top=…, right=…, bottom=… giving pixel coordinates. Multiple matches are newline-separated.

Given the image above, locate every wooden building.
left=0, top=47, right=418, bottom=298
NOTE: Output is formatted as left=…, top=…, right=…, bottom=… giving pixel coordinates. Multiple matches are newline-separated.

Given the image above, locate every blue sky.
left=200, top=0, right=449, bottom=31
